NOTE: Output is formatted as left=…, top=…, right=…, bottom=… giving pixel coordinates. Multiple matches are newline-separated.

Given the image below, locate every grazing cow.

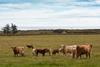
left=59, top=44, right=77, bottom=58
left=32, top=48, right=51, bottom=56
left=76, top=44, right=92, bottom=58
left=26, top=44, right=33, bottom=49
left=52, top=48, right=60, bottom=55
left=11, top=47, right=24, bottom=56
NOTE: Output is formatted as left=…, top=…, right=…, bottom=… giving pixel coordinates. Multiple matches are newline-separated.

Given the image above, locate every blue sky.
left=0, top=0, right=100, bottom=30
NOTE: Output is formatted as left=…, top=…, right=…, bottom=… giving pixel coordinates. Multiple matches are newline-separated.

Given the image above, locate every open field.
left=0, top=35, right=100, bottom=67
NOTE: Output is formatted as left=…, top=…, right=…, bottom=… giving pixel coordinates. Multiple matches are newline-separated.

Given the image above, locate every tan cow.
left=11, top=47, right=24, bottom=56
left=59, top=44, right=77, bottom=58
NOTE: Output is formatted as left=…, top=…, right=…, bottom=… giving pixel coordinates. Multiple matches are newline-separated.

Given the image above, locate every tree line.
left=1, top=23, right=100, bottom=36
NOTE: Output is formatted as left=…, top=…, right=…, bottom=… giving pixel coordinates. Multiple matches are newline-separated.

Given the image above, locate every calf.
left=52, top=49, right=60, bottom=55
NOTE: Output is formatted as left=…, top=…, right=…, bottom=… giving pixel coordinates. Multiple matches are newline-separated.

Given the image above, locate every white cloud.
left=96, top=0, right=100, bottom=3
left=0, top=3, right=33, bottom=11
left=0, top=8, right=100, bottom=28
left=0, top=1, right=100, bottom=30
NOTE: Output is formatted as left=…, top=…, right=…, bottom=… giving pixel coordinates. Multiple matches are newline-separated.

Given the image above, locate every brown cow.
left=11, top=47, right=24, bottom=56
left=52, top=48, right=60, bottom=55
left=76, top=44, right=92, bottom=58
left=32, top=48, right=51, bottom=56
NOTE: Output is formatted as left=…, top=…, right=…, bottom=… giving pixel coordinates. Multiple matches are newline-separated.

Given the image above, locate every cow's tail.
left=76, top=45, right=80, bottom=58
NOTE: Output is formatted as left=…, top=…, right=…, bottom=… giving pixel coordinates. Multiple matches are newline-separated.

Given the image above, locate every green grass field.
left=0, top=35, right=100, bottom=67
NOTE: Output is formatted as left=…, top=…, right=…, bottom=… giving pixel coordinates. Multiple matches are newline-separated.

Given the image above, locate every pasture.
left=0, top=35, right=100, bottom=67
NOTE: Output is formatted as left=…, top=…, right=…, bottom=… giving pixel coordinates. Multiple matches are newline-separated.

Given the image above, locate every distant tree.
left=2, top=24, right=11, bottom=35
left=2, top=27, right=6, bottom=35
left=2, top=23, right=18, bottom=35
left=11, top=23, right=18, bottom=34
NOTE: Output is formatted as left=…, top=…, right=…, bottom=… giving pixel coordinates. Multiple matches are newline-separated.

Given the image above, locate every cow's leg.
left=65, top=53, right=67, bottom=56
left=79, top=54, right=82, bottom=59
left=62, top=50, right=65, bottom=55
left=42, top=52, right=45, bottom=56
left=36, top=51, right=38, bottom=56
left=88, top=53, right=91, bottom=58
left=49, top=51, right=51, bottom=56
left=72, top=51, right=75, bottom=58
left=64, top=51, right=67, bottom=56
left=21, top=53, right=24, bottom=56
left=32, top=52, right=34, bottom=56
left=21, top=51, right=24, bottom=56
left=17, top=54, right=19, bottom=56
left=86, top=53, right=88, bottom=58
left=76, top=53, right=80, bottom=59
left=48, top=51, right=50, bottom=56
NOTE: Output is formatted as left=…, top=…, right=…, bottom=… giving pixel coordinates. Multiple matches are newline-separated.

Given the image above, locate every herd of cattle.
left=11, top=44, right=92, bottom=59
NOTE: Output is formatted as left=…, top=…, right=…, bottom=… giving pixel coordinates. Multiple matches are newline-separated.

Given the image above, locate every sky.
left=0, top=0, right=100, bottom=30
